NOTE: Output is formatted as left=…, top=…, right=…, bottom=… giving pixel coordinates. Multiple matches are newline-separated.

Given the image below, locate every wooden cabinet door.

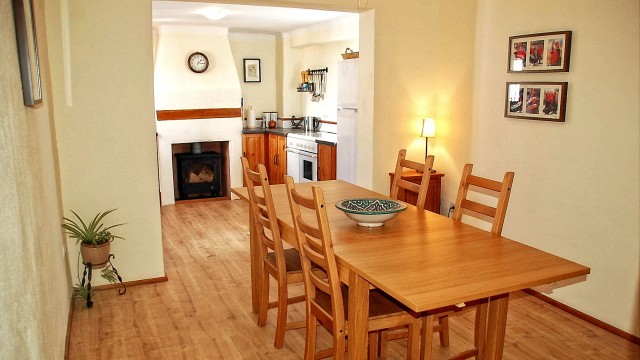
left=267, top=134, right=279, bottom=183
left=276, top=135, right=287, bottom=184
left=242, top=133, right=264, bottom=172
left=318, top=144, right=337, bottom=181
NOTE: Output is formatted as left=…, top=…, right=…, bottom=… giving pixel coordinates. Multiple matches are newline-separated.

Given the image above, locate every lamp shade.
left=421, top=118, right=436, bottom=138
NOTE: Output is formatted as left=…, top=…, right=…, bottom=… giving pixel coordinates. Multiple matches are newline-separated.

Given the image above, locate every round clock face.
left=188, top=52, right=209, bottom=73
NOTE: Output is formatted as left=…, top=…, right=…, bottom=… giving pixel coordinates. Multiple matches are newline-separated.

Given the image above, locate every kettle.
left=304, top=116, right=321, bottom=132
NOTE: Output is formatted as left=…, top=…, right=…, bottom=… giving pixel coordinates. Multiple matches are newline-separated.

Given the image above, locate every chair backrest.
left=452, top=163, right=515, bottom=236
left=284, top=176, right=346, bottom=343
left=241, top=157, right=286, bottom=275
left=390, top=149, right=435, bottom=210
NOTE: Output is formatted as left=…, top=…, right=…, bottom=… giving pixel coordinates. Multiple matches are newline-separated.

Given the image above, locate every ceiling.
left=152, top=1, right=356, bottom=34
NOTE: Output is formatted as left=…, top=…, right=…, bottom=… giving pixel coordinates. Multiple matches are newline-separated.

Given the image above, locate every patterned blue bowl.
left=335, top=198, right=407, bottom=227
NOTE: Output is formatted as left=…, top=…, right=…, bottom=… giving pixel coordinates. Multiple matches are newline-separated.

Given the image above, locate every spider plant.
left=61, top=208, right=125, bottom=246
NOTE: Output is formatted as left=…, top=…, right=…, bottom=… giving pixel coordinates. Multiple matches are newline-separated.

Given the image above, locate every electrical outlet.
left=449, top=201, right=456, bottom=210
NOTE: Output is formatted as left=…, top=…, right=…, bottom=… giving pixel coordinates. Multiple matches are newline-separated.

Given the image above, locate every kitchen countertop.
left=242, top=127, right=337, bottom=146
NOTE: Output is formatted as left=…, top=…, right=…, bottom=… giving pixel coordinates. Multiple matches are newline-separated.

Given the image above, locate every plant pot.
left=80, top=242, right=111, bottom=269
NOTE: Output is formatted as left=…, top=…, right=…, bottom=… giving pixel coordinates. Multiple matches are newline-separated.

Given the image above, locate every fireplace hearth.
left=175, top=151, right=222, bottom=200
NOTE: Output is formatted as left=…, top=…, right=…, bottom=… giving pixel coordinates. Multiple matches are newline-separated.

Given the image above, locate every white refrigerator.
left=336, top=59, right=359, bottom=183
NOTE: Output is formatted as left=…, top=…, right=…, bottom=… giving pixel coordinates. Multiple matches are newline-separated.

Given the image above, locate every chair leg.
left=305, top=311, right=317, bottom=360
left=273, top=279, right=288, bottom=348
left=369, top=332, right=379, bottom=359
left=438, top=315, right=450, bottom=347
left=378, top=330, right=388, bottom=359
left=420, top=315, right=434, bottom=360
left=257, top=266, right=269, bottom=327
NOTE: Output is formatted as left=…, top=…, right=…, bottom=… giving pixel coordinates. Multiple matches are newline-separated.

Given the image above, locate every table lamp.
left=421, top=117, right=436, bottom=159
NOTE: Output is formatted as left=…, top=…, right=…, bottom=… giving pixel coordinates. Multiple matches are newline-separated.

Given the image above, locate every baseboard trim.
left=64, top=297, right=74, bottom=360
left=523, top=288, right=639, bottom=345
left=92, top=275, right=169, bottom=291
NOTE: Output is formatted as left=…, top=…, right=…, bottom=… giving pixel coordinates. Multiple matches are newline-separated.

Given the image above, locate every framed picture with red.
left=508, top=31, right=572, bottom=73
left=505, top=82, right=568, bottom=122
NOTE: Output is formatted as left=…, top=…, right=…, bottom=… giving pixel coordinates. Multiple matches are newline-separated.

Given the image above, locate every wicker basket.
left=341, top=48, right=359, bottom=59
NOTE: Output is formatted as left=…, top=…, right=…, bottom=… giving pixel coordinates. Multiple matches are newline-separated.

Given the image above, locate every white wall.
left=1, top=0, right=70, bottom=358
left=470, top=0, right=639, bottom=336
left=229, top=32, right=278, bottom=116
left=154, top=25, right=241, bottom=109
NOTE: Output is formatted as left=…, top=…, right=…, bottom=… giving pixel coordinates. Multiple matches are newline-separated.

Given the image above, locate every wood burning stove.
left=175, top=151, right=222, bottom=200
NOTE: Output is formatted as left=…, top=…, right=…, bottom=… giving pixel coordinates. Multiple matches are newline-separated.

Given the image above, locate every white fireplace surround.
left=156, top=118, right=242, bottom=206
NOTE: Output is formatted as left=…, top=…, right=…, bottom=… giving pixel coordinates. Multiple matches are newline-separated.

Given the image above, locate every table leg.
left=348, top=271, right=369, bottom=360
left=483, top=293, right=509, bottom=360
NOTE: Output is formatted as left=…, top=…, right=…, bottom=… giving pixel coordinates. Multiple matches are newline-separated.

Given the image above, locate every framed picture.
left=508, top=31, right=572, bottom=73
left=12, top=0, right=42, bottom=106
left=243, top=58, right=261, bottom=83
left=505, top=82, right=568, bottom=122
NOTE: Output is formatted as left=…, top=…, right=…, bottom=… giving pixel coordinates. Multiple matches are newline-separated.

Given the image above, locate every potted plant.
left=62, top=208, right=126, bottom=307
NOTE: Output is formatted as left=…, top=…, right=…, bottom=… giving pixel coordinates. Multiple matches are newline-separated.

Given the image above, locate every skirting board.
left=524, top=288, right=640, bottom=345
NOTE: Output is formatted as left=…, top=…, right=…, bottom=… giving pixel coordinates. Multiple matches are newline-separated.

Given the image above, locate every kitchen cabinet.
left=267, top=133, right=287, bottom=184
left=241, top=133, right=265, bottom=174
left=318, top=144, right=337, bottom=181
left=388, top=171, right=444, bottom=213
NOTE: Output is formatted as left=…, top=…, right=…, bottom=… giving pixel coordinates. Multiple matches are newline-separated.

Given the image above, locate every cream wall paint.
left=278, top=34, right=304, bottom=117
left=470, top=0, right=639, bottom=336
left=155, top=25, right=241, bottom=109
left=1, top=0, right=70, bottom=358
left=229, top=32, right=278, bottom=116
left=46, top=0, right=165, bottom=285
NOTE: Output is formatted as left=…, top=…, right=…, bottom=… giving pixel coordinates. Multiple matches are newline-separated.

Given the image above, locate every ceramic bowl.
left=335, top=198, right=407, bottom=227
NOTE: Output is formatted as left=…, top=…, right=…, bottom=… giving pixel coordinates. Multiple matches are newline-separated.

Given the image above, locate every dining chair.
left=380, top=150, right=438, bottom=357
left=425, top=163, right=515, bottom=360
left=390, top=149, right=435, bottom=210
left=240, top=157, right=305, bottom=348
left=284, top=175, right=421, bottom=360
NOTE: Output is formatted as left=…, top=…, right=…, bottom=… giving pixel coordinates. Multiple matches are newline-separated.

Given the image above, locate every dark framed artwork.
left=243, top=58, right=261, bottom=82
left=505, top=82, right=568, bottom=122
left=508, top=31, right=572, bottom=73
left=12, top=0, right=42, bottom=106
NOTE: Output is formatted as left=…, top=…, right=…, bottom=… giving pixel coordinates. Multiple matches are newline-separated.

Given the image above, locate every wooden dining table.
left=232, top=180, right=590, bottom=360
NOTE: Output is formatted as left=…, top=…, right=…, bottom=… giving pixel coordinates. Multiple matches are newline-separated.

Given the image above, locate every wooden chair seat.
left=264, top=248, right=303, bottom=274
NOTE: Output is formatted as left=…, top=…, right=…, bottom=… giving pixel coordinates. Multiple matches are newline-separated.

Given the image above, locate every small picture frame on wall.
left=243, top=58, right=261, bottom=83
left=508, top=31, right=572, bottom=73
left=505, top=82, right=568, bottom=122
left=12, top=0, right=42, bottom=106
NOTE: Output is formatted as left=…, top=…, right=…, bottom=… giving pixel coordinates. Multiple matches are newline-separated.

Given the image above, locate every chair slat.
left=459, top=199, right=497, bottom=218
left=466, top=174, right=503, bottom=192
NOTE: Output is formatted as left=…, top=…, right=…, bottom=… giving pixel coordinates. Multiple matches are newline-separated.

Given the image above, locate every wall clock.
left=188, top=52, right=209, bottom=73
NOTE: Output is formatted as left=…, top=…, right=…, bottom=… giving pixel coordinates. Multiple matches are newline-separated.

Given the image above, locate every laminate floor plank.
left=67, top=200, right=639, bottom=359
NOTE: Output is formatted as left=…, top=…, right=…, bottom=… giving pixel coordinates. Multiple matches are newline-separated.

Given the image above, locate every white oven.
left=286, top=134, right=318, bottom=183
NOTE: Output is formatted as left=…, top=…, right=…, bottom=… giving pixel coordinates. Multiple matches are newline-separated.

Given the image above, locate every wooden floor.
left=68, top=200, right=639, bottom=359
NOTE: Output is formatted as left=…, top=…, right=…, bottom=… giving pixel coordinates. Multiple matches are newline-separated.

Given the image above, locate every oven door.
left=286, top=148, right=300, bottom=182
left=298, top=151, right=317, bottom=183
